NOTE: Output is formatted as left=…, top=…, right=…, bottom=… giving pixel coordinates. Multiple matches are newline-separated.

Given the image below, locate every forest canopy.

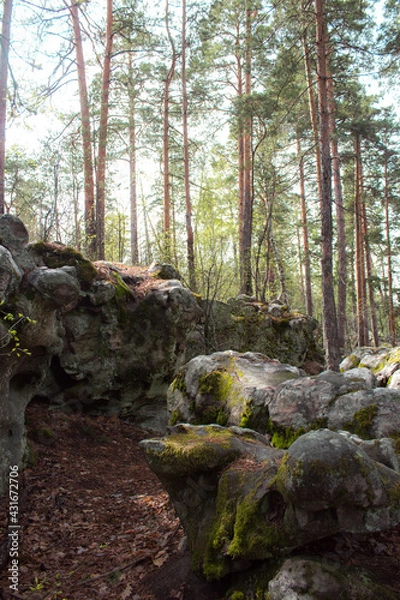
left=1, top=0, right=400, bottom=366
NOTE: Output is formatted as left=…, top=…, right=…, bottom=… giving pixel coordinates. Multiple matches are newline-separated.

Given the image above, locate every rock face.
left=0, top=215, right=202, bottom=494
left=186, top=297, right=324, bottom=368
left=140, top=425, right=400, bottom=583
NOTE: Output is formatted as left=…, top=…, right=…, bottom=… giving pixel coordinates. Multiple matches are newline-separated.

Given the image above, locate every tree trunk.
left=181, top=0, right=196, bottom=290
left=0, top=0, right=12, bottom=214
left=68, top=0, right=96, bottom=257
left=240, top=1, right=253, bottom=295
left=163, top=0, right=177, bottom=263
left=128, top=55, right=138, bottom=264
left=327, top=72, right=347, bottom=349
left=354, top=132, right=368, bottom=347
left=362, top=197, right=379, bottom=347
left=384, top=154, right=395, bottom=346
left=236, top=25, right=245, bottom=291
left=95, top=0, right=113, bottom=260
left=303, top=30, right=322, bottom=194
left=296, top=133, right=313, bottom=316
left=315, top=0, right=340, bottom=370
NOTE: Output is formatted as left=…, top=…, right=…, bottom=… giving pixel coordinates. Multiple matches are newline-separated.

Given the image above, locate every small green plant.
left=0, top=300, right=36, bottom=357
left=30, top=576, right=47, bottom=592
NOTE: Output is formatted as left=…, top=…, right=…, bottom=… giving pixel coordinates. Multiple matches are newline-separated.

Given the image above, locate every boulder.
left=185, top=297, right=324, bottom=368
left=140, top=425, right=400, bottom=581
left=268, top=372, right=400, bottom=444
left=266, top=557, right=396, bottom=600
left=168, top=351, right=305, bottom=431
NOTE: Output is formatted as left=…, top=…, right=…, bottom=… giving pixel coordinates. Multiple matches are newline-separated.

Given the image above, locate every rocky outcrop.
left=168, top=351, right=400, bottom=445
left=140, top=424, right=400, bottom=585
left=186, top=296, right=324, bottom=368
left=0, top=215, right=202, bottom=494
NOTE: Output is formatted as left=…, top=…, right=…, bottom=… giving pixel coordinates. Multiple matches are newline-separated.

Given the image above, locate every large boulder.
left=140, top=425, right=400, bottom=581
left=266, top=557, right=396, bottom=600
left=168, top=351, right=305, bottom=430
left=186, top=297, right=324, bottom=368
left=0, top=215, right=202, bottom=494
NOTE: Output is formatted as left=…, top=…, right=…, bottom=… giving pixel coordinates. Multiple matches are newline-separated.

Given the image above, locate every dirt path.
left=0, top=400, right=184, bottom=600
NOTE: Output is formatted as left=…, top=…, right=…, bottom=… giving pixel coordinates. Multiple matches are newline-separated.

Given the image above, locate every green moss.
left=154, top=428, right=240, bottom=477
left=387, top=348, right=400, bottom=366
left=268, top=419, right=328, bottom=449
left=31, top=241, right=98, bottom=287
left=195, top=368, right=241, bottom=426
left=169, top=409, right=184, bottom=426
left=171, top=372, right=186, bottom=393
left=112, top=273, right=132, bottom=299
left=199, top=405, right=229, bottom=426
left=229, top=593, right=245, bottom=600
left=340, top=353, right=359, bottom=372
left=343, top=404, right=378, bottom=439
left=387, top=480, right=400, bottom=503
left=227, top=496, right=283, bottom=559
left=203, top=466, right=285, bottom=580
left=198, top=370, right=233, bottom=400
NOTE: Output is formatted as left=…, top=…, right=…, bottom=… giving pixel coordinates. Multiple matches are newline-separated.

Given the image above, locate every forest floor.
left=1, top=399, right=400, bottom=600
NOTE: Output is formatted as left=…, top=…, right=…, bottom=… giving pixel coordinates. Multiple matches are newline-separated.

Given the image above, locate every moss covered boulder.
left=186, top=297, right=324, bottom=369
left=168, top=350, right=305, bottom=432
left=267, top=370, right=400, bottom=446
left=141, top=426, right=400, bottom=582
left=267, top=557, right=397, bottom=600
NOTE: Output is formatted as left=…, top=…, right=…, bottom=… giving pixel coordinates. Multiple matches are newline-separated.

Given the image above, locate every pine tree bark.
left=95, top=0, right=113, bottom=260
left=354, top=132, right=368, bottom=347
left=327, top=72, right=347, bottom=349
left=384, top=154, right=395, bottom=346
left=315, top=0, right=340, bottom=369
left=362, top=198, right=379, bottom=347
left=68, top=0, right=96, bottom=257
left=239, top=1, right=253, bottom=295
left=128, top=55, right=138, bottom=264
left=296, top=133, right=313, bottom=316
left=0, top=0, right=12, bottom=215
left=163, top=0, right=177, bottom=263
left=181, top=0, right=196, bottom=290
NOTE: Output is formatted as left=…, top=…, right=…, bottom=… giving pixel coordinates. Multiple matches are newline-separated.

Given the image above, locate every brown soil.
left=1, top=399, right=400, bottom=599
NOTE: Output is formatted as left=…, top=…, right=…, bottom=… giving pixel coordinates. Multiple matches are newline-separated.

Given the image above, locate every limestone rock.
left=141, top=426, right=400, bottom=581
left=0, top=216, right=203, bottom=493
left=342, top=366, right=377, bottom=389
left=185, top=297, right=324, bottom=368
left=268, top=372, right=400, bottom=443
left=148, top=261, right=181, bottom=280
left=0, top=214, right=35, bottom=271
left=27, top=267, right=81, bottom=308
left=0, top=245, right=23, bottom=301
left=267, top=557, right=396, bottom=600
left=168, top=350, right=305, bottom=431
